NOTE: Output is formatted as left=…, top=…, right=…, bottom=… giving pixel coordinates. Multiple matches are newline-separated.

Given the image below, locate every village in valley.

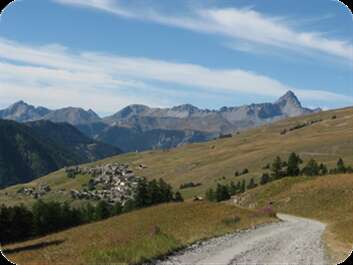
left=18, top=163, right=146, bottom=205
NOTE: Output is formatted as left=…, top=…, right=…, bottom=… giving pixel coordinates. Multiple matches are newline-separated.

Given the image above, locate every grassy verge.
left=2, top=202, right=276, bottom=265
left=238, top=173, right=353, bottom=263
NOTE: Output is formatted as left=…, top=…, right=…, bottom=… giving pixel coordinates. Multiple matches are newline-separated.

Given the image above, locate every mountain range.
left=0, top=91, right=318, bottom=152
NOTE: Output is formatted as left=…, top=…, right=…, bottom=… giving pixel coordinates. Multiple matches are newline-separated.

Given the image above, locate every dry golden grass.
left=238, top=174, right=353, bottom=263
left=2, top=106, right=353, bottom=206
left=2, top=202, right=275, bottom=265
left=1, top=107, right=353, bottom=264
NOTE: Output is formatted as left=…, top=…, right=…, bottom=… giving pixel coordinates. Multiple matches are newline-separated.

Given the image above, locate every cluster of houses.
left=67, top=163, right=142, bottom=204
left=17, top=184, right=51, bottom=198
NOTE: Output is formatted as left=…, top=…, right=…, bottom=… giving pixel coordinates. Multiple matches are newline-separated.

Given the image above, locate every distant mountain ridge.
left=0, top=91, right=319, bottom=152
left=0, top=102, right=100, bottom=125
left=103, top=91, right=317, bottom=133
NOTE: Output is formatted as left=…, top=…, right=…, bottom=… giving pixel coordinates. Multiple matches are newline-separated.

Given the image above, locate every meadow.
left=2, top=202, right=275, bottom=265
left=1, top=106, right=353, bottom=206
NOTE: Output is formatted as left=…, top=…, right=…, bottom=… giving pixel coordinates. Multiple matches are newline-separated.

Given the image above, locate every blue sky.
left=0, top=0, right=352, bottom=115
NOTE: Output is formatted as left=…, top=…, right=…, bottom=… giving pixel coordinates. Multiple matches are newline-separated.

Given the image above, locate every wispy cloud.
left=54, top=0, right=134, bottom=17
left=1, top=37, right=352, bottom=114
left=53, top=0, right=353, bottom=62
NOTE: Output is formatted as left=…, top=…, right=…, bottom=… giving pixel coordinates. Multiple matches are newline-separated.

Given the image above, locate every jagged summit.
left=113, top=105, right=150, bottom=119
left=10, top=100, right=26, bottom=107
left=43, top=107, right=101, bottom=125
left=0, top=100, right=51, bottom=122
left=276, top=90, right=302, bottom=107
left=171, top=104, right=199, bottom=112
left=274, top=90, right=311, bottom=117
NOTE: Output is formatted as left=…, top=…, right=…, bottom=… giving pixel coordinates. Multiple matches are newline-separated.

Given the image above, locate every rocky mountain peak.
left=276, top=90, right=302, bottom=108
left=114, top=105, right=150, bottom=119
left=171, top=104, right=199, bottom=113
left=10, top=100, right=26, bottom=107
left=42, top=107, right=101, bottom=125
left=275, top=90, right=310, bottom=117
left=7, top=100, right=31, bottom=111
left=0, top=101, right=51, bottom=122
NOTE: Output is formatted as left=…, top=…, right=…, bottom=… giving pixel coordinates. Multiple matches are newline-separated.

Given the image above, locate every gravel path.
left=155, top=214, right=328, bottom=265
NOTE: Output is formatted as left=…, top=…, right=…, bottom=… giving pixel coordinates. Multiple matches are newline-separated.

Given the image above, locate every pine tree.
left=287, top=152, right=302, bottom=176
left=135, top=178, right=149, bottom=208
left=235, top=181, right=241, bottom=193
left=247, top=178, right=257, bottom=189
left=158, top=178, right=174, bottom=202
left=229, top=181, right=237, bottom=195
left=271, top=156, right=284, bottom=179
left=122, top=199, right=136, bottom=213
left=111, top=202, right=123, bottom=216
left=147, top=179, right=160, bottom=204
left=260, top=173, right=270, bottom=185
left=215, top=184, right=230, bottom=202
left=82, top=203, right=96, bottom=222
left=174, top=191, right=184, bottom=202
left=95, top=201, right=111, bottom=220
left=319, top=163, right=328, bottom=175
left=302, top=159, right=320, bottom=176
left=242, top=168, right=249, bottom=175
left=240, top=180, right=246, bottom=193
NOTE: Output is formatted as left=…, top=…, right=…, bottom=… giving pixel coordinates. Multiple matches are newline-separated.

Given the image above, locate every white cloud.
left=53, top=0, right=353, bottom=62
left=54, top=0, right=133, bottom=17
left=1, top=37, right=352, bottom=114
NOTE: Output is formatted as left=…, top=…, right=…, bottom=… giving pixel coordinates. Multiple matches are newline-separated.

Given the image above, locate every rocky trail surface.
left=155, top=214, right=328, bottom=265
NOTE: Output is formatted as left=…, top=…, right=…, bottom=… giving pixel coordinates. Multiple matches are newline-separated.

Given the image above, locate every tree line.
left=269, top=154, right=352, bottom=180
left=206, top=153, right=352, bottom=202
left=0, top=178, right=182, bottom=244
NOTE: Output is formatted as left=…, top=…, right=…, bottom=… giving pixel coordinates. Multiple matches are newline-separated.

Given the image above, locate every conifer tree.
left=112, top=202, right=123, bottom=216
left=271, top=156, right=284, bottom=179
left=215, top=183, right=231, bottom=202
left=240, top=180, right=246, bottom=193
left=95, top=200, right=111, bottom=220
left=229, top=181, right=237, bottom=195
left=135, top=178, right=149, bottom=208
left=287, top=152, right=302, bottom=176
left=260, top=173, right=270, bottom=185
left=174, top=191, right=184, bottom=202
left=319, top=163, right=328, bottom=175
left=247, top=178, right=257, bottom=189
left=302, top=159, right=320, bottom=176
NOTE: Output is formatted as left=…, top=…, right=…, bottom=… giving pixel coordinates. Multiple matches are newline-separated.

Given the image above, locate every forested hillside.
left=0, top=120, right=121, bottom=188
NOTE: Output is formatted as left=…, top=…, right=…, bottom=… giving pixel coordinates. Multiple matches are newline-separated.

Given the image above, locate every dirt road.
left=156, top=214, right=328, bottom=265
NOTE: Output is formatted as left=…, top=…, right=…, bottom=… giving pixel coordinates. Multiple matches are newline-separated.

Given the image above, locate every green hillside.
left=0, top=120, right=120, bottom=188
left=1, top=106, right=353, bottom=205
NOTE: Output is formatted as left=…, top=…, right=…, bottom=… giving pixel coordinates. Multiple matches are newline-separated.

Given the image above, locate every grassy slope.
left=2, top=107, right=353, bottom=263
left=2, top=106, right=353, bottom=206
left=238, top=173, right=353, bottom=262
left=2, top=202, right=275, bottom=265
